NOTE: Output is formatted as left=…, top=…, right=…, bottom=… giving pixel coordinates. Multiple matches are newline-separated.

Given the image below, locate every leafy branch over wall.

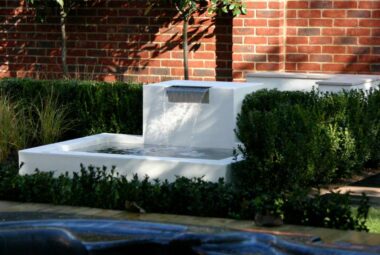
left=26, top=0, right=87, bottom=78
left=147, top=0, right=246, bottom=80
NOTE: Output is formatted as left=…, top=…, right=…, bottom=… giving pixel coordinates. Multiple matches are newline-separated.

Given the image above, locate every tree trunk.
left=60, top=9, right=68, bottom=79
left=182, top=17, right=189, bottom=80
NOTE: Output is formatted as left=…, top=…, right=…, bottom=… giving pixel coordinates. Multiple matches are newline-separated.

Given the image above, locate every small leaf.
left=55, top=0, right=64, bottom=8
left=233, top=8, right=240, bottom=16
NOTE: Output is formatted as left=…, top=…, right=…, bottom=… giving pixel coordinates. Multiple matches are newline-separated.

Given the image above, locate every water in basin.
left=78, top=143, right=233, bottom=160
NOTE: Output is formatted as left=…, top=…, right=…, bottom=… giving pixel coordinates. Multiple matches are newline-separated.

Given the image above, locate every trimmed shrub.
left=0, top=162, right=370, bottom=231
left=367, top=89, right=380, bottom=167
left=284, top=192, right=369, bottom=231
left=234, top=89, right=378, bottom=193
left=234, top=90, right=328, bottom=193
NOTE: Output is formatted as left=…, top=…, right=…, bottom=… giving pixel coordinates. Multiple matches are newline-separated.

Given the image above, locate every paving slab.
left=333, top=186, right=380, bottom=206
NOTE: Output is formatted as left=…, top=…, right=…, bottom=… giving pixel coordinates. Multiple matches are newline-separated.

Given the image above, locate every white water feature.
left=19, top=80, right=260, bottom=182
left=19, top=75, right=380, bottom=182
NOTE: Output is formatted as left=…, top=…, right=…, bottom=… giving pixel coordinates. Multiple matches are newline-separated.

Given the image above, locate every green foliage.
left=147, top=0, right=246, bottom=18
left=367, top=90, right=380, bottom=167
left=234, top=90, right=325, bottom=193
left=0, top=95, right=32, bottom=161
left=34, top=89, right=75, bottom=145
left=147, top=0, right=246, bottom=79
left=284, top=192, right=369, bottom=231
left=0, top=163, right=371, bottom=231
left=234, top=89, right=379, bottom=194
left=0, top=78, right=143, bottom=139
left=232, top=89, right=377, bottom=230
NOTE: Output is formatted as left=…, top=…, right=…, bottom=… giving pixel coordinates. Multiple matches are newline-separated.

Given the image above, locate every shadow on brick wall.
left=1, top=0, right=234, bottom=82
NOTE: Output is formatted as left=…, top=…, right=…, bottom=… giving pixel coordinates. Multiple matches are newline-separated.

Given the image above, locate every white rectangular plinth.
left=247, top=72, right=380, bottom=93
left=19, top=133, right=236, bottom=182
left=143, top=80, right=262, bottom=149
left=246, top=72, right=330, bottom=91
left=317, top=75, right=380, bottom=93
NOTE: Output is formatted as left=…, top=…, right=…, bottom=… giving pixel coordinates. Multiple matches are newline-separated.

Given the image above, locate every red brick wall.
left=1, top=0, right=380, bottom=83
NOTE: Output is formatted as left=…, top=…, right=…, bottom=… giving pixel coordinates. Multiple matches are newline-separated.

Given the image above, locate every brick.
left=256, top=10, right=281, bottom=18
left=310, top=1, right=332, bottom=9
left=345, top=64, right=370, bottom=72
left=287, top=28, right=297, bottom=35
left=285, top=63, right=297, bottom=71
left=193, top=69, right=215, bottom=77
left=244, top=19, right=267, bottom=26
left=256, top=63, right=280, bottom=71
left=334, top=1, right=357, bottom=8
left=334, top=19, right=358, bottom=27
left=310, top=54, right=332, bottom=62
left=287, top=1, right=309, bottom=9
left=298, top=46, right=321, bottom=53
left=373, top=47, right=380, bottom=54
left=233, top=62, right=254, bottom=70
left=373, top=11, right=380, bottom=18
left=287, top=19, right=308, bottom=27
left=171, top=68, right=185, bottom=76
left=298, top=10, right=321, bottom=18
left=256, top=28, right=282, bottom=36
left=243, top=54, right=266, bottom=62
left=372, top=29, right=380, bottom=36
left=244, top=37, right=267, bottom=44
left=334, top=55, right=357, bottom=63
left=346, top=46, right=371, bottom=54
left=297, top=63, right=321, bottom=71
left=333, top=37, right=357, bottom=45
left=286, top=37, right=308, bottom=44
left=322, top=10, right=345, bottom=18
left=309, top=36, right=332, bottom=44
left=347, top=28, right=371, bottom=36
left=310, top=19, right=333, bottom=27
left=233, top=37, right=243, bottom=44
left=348, top=10, right=371, bottom=18
left=246, top=2, right=267, bottom=9
left=269, top=1, right=283, bottom=9
left=359, top=20, right=380, bottom=27
left=287, top=10, right=297, bottom=18
left=358, top=55, right=380, bottom=62
left=286, top=46, right=298, bottom=53
left=256, top=46, right=281, bottom=54
left=322, top=28, right=345, bottom=36
left=322, top=64, right=345, bottom=72
left=286, top=54, right=308, bottom=62
left=371, top=65, right=380, bottom=72
left=359, top=37, right=380, bottom=45
left=323, top=46, right=346, bottom=54
left=268, top=54, right=283, bottom=62
left=87, top=49, right=107, bottom=57
left=149, top=67, right=170, bottom=75
left=268, top=37, right=283, bottom=44
left=269, top=20, right=283, bottom=27
left=233, top=45, right=254, bottom=53
left=359, top=1, right=380, bottom=9
left=298, top=28, right=320, bottom=36
left=234, top=28, right=255, bottom=35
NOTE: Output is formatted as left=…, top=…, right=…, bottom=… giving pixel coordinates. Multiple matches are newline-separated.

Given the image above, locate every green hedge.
left=0, top=162, right=369, bottom=231
left=233, top=89, right=380, bottom=194
left=0, top=78, right=143, bottom=138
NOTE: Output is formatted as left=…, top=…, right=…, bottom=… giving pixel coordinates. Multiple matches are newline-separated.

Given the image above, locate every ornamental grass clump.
left=34, top=90, right=75, bottom=145
left=0, top=95, right=31, bottom=162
